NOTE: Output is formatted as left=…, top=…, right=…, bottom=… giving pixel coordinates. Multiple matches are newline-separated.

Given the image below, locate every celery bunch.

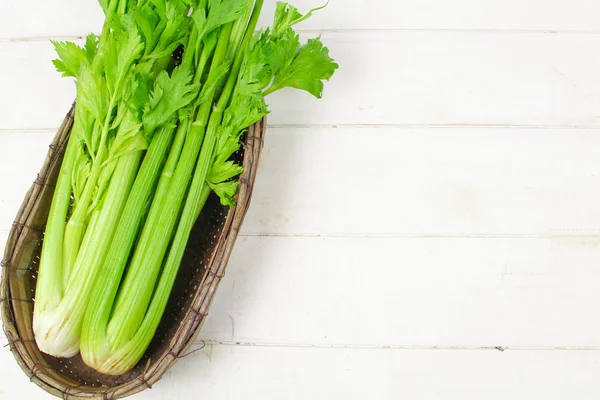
left=33, top=0, right=337, bottom=375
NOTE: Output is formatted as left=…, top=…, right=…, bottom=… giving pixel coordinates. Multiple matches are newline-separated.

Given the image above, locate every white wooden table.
left=3, top=0, right=600, bottom=398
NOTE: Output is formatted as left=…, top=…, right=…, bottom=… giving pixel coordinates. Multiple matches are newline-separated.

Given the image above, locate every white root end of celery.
left=33, top=312, right=81, bottom=358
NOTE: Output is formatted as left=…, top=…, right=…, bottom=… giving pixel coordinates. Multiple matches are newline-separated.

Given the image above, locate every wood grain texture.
left=3, top=0, right=600, bottom=39
left=200, top=235, right=600, bottom=347
left=3, top=32, right=600, bottom=130
left=3, top=128, right=600, bottom=236
left=1, top=0, right=599, bottom=398
left=3, top=232, right=600, bottom=348
left=2, top=340, right=600, bottom=400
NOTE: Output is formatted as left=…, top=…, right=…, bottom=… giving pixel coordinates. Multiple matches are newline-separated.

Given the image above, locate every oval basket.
left=1, top=104, right=266, bottom=399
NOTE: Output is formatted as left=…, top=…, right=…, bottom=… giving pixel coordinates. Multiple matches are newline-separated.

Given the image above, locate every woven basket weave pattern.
left=1, top=104, right=266, bottom=399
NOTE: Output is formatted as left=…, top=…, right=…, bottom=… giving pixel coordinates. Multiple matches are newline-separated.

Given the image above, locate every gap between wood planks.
left=4, top=123, right=600, bottom=135
left=4, top=231, right=600, bottom=239
left=156, top=340, right=600, bottom=352
left=4, top=28, right=600, bottom=43
left=2, top=334, right=600, bottom=352
left=236, top=233, right=600, bottom=239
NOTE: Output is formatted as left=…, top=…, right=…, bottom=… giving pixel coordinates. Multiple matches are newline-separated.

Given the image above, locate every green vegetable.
left=33, top=0, right=338, bottom=375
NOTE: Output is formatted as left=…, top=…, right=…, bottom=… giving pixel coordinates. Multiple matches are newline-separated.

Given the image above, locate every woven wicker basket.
left=1, top=104, right=266, bottom=399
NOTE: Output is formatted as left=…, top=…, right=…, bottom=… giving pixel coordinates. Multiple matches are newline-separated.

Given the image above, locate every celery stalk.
left=106, top=22, right=237, bottom=352
left=34, top=152, right=141, bottom=357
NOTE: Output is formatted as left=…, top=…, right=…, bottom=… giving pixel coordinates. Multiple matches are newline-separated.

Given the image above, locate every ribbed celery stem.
left=80, top=126, right=175, bottom=365
left=81, top=5, right=210, bottom=366
left=106, top=22, right=237, bottom=352
left=85, top=0, right=264, bottom=375
left=33, top=131, right=80, bottom=325
left=34, top=152, right=142, bottom=357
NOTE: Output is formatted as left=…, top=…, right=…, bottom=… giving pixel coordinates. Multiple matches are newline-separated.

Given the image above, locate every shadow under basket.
left=1, top=104, right=266, bottom=399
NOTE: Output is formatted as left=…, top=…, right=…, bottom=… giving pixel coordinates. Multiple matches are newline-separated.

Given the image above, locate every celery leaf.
left=143, top=67, right=198, bottom=133
left=266, top=36, right=338, bottom=98
left=51, top=40, right=89, bottom=78
left=201, top=0, right=249, bottom=38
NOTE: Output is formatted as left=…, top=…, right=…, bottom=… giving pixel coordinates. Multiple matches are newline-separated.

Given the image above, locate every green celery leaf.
left=110, top=134, right=148, bottom=160
left=104, top=17, right=144, bottom=97
left=150, top=0, right=167, bottom=19
left=224, top=93, right=269, bottom=133
left=208, top=160, right=243, bottom=184
left=212, top=125, right=241, bottom=164
left=130, top=73, right=153, bottom=118
left=51, top=40, right=89, bottom=78
left=171, top=0, right=194, bottom=13
left=133, top=4, right=162, bottom=55
left=201, top=0, right=249, bottom=38
left=143, top=67, right=199, bottom=133
left=77, top=63, right=109, bottom=123
left=208, top=180, right=239, bottom=207
left=116, top=25, right=144, bottom=83
left=267, top=36, right=338, bottom=98
left=272, top=2, right=327, bottom=38
left=105, top=110, right=147, bottom=168
left=84, top=34, right=99, bottom=64
left=134, top=59, right=157, bottom=79
left=193, top=61, right=229, bottom=108
left=103, top=34, right=119, bottom=91
left=235, top=34, right=272, bottom=95
left=264, top=29, right=299, bottom=78
left=191, top=7, right=207, bottom=35
left=72, top=106, right=96, bottom=156
left=150, top=3, right=189, bottom=59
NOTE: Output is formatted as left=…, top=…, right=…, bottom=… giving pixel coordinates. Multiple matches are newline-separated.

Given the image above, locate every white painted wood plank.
left=201, top=235, right=600, bottom=347
left=242, top=127, right=600, bottom=236
left=3, top=32, right=600, bottom=131
left=0, top=232, right=6, bottom=264
left=3, top=128, right=600, bottom=237
left=266, top=31, right=600, bottom=127
left=3, top=0, right=600, bottom=39
left=1, top=341, right=600, bottom=400
left=0, top=132, right=52, bottom=233
left=0, top=0, right=104, bottom=40
left=2, top=231, right=600, bottom=347
left=0, top=42, right=75, bottom=131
